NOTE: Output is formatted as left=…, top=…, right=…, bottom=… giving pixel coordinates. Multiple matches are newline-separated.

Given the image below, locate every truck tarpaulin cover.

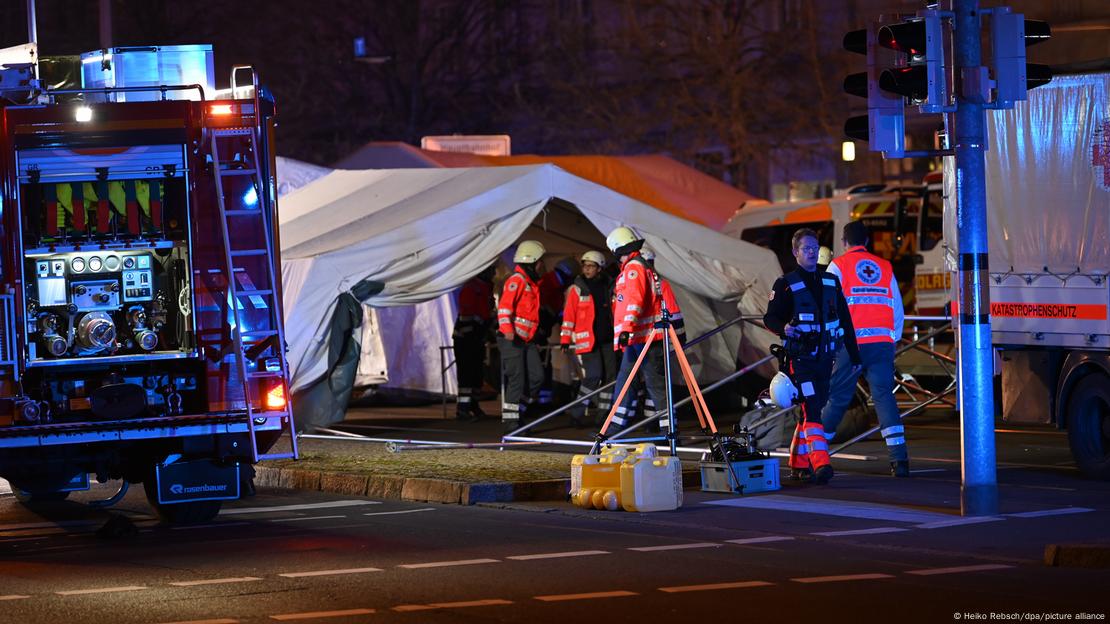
left=944, top=73, right=1110, bottom=273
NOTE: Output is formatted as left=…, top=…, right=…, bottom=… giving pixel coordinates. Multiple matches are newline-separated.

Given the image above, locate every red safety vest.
left=832, top=246, right=897, bottom=344
left=456, top=277, right=493, bottom=324
left=561, top=283, right=596, bottom=353
left=613, top=253, right=683, bottom=348
left=497, top=267, right=541, bottom=342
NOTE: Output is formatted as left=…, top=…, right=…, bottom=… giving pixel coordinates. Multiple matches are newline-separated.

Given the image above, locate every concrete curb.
left=255, top=466, right=570, bottom=505
left=256, top=466, right=708, bottom=505
left=1044, top=543, right=1110, bottom=569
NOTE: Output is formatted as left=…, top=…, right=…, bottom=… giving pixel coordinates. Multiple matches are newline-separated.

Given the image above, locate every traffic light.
left=990, top=8, right=1052, bottom=108
left=843, top=25, right=906, bottom=157
left=876, top=13, right=947, bottom=113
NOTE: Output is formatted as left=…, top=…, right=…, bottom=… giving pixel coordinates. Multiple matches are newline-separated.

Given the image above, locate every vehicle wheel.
left=12, top=489, right=70, bottom=504
left=142, top=478, right=222, bottom=525
left=1066, top=373, right=1110, bottom=480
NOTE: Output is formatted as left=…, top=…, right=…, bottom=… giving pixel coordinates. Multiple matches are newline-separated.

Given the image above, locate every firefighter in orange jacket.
left=560, top=250, right=615, bottom=428
left=605, top=227, right=676, bottom=434
left=497, top=241, right=546, bottom=431
left=821, top=220, right=909, bottom=477
left=453, top=264, right=496, bottom=422
left=628, top=248, right=685, bottom=432
left=763, top=228, right=861, bottom=485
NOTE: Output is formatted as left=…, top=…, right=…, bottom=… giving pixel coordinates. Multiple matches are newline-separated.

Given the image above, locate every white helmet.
left=818, top=246, right=832, bottom=266
left=513, top=240, right=546, bottom=264
left=580, top=250, right=606, bottom=268
left=606, top=226, right=640, bottom=253
left=769, top=372, right=798, bottom=409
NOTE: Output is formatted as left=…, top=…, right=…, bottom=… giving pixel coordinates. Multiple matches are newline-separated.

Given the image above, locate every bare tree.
left=505, top=0, right=853, bottom=196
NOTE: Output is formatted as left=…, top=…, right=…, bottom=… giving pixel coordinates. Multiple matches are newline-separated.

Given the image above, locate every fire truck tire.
left=12, top=489, right=70, bottom=504
left=1066, top=373, right=1110, bottom=481
left=142, top=479, right=222, bottom=525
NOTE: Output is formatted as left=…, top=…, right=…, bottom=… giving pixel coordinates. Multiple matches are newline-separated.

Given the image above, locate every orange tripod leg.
left=597, top=329, right=657, bottom=436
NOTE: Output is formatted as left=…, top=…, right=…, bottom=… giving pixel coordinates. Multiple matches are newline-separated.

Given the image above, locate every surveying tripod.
left=588, top=271, right=743, bottom=492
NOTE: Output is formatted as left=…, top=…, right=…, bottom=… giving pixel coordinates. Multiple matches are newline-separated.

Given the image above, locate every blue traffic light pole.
left=952, top=0, right=998, bottom=516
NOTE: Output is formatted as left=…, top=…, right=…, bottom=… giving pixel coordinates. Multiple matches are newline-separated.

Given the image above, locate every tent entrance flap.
left=292, top=279, right=383, bottom=432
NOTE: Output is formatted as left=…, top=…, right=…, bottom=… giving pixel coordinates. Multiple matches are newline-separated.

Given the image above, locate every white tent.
left=279, top=164, right=782, bottom=403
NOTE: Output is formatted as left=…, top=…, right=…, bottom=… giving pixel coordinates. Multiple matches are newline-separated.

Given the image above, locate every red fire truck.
left=0, top=45, right=296, bottom=523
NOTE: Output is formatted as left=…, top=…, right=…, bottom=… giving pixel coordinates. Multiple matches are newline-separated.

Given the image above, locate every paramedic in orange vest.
left=498, top=241, right=546, bottom=431
left=764, top=228, right=860, bottom=485
left=605, top=227, right=675, bottom=434
left=453, top=264, right=496, bottom=422
left=625, top=247, right=685, bottom=432
left=821, top=220, right=910, bottom=477
left=560, top=250, right=615, bottom=428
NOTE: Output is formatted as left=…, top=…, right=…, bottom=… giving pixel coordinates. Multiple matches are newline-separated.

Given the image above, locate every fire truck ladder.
left=209, top=68, right=297, bottom=463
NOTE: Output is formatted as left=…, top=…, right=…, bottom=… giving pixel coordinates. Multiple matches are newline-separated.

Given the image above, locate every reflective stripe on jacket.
left=612, top=253, right=682, bottom=348
left=497, top=266, right=540, bottom=342
left=561, top=283, right=596, bottom=353
left=829, top=246, right=903, bottom=344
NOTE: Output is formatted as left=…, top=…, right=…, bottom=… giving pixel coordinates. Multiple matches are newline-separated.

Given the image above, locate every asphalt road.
left=1, top=417, right=1108, bottom=624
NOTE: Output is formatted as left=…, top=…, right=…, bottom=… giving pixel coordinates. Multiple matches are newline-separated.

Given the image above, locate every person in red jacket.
left=626, top=248, right=684, bottom=432
left=453, top=264, right=496, bottom=422
left=605, top=226, right=674, bottom=434
left=560, top=250, right=615, bottom=428
left=497, top=240, right=546, bottom=431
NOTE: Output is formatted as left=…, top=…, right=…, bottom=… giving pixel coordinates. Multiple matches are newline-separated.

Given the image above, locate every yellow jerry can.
left=570, top=444, right=657, bottom=510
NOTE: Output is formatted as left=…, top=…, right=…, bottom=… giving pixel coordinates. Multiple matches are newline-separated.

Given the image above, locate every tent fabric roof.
left=333, top=142, right=755, bottom=230
left=279, top=163, right=779, bottom=392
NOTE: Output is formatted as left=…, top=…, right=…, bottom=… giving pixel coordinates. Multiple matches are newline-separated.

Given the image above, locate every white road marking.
left=271, top=515, right=348, bottom=523
left=812, top=527, right=909, bottom=537
left=429, top=599, right=513, bottom=608
left=0, top=595, right=30, bottom=601
left=57, top=585, right=147, bottom=596
left=915, top=517, right=1005, bottom=529
left=792, top=573, right=894, bottom=584
left=363, top=508, right=436, bottom=516
left=221, top=500, right=381, bottom=515
left=169, top=577, right=263, bottom=587
left=705, top=494, right=954, bottom=523
left=906, top=564, right=1014, bottom=576
left=507, top=550, right=610, bottom=561
left=279, top=567, right=382, bottom=578
left=909, top=469, right=947, bottom=474
left=628, top=542, right=721, bottom=552
left=271, top=608, right=375, bottom=620
left=398, top=558, right=499, bottom=569
left=1006, top=507, right=1094, bottom=518
left=726, top=536, right=795, bottom=545
left=535, top=591, right=638, bottom=602
left=659, top=581, right=773, bottom=593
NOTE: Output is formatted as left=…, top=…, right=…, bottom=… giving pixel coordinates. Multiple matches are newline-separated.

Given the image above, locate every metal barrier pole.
left=501, top=315, right=762, bottom=439
left=609, top=353, right=775, bottom=440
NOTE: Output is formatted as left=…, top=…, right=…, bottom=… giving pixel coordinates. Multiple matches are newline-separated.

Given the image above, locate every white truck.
left=945, top=71, right=1110, bottom=480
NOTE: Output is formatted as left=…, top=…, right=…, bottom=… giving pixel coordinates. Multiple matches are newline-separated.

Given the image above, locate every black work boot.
left=789, top=468, right=813, bottom=481
left=891, top=460, right=911, bottom=478
left=813, top=464, right=834, bottom=485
